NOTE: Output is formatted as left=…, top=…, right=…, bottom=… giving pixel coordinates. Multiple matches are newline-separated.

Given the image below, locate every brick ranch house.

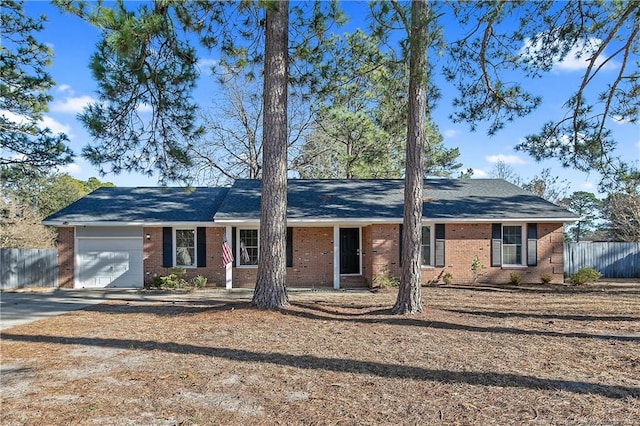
left=43, top=179, right=578, bottom=289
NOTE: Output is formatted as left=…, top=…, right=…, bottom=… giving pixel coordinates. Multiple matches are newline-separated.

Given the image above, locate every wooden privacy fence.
left=564, top=242, right=640, bottom=278
left=0, top=248, right=58, bottom=290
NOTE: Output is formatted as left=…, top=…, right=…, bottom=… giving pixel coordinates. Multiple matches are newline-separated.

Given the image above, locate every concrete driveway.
left=0, top=288, right=255, bottom=331
left=0, top=289, right=147, bottom=331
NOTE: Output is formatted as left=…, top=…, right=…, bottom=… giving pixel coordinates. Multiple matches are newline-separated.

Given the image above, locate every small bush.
left=470, top=255, right=485, bottom=283
left=191, top=275, right=207, bottom=288
left=148, top=268, right=200, bottom=290
left=373, top=264, right=400, bottom=289
left=509, top=272, right=522, bottom=285
left=443, top=272, right=453, bottom=285
left=570, top=268, right=601, bottom=285
left=540, top=274, right=553, bottom=284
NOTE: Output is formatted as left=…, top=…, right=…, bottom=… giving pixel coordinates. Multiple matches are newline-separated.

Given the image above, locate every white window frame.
left=421, top=223, right=434, bottom=268
left=174, top=228, right=197, bottom=268
left=237, top=227, right=259, bottom=268
left=502, top=224, right=526, bottom=267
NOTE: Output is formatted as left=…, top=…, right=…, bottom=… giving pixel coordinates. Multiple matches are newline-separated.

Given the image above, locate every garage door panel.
left=76, top=238, right=143, bottom=288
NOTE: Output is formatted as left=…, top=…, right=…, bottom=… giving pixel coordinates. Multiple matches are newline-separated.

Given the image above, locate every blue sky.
left=22, top=1, right=640, bottom=196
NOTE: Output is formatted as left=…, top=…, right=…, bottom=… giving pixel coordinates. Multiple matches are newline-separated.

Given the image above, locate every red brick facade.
left=143, top=227, right=227, bottom=287
left=58, top=222, right=565, bottom=289
left=57, top=227, right=75, bottom=288
left=364, top=222, right=565, bottom=285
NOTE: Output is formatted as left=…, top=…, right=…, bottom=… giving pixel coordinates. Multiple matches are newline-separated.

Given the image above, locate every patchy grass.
left=1, top=286, right=639, bottom=425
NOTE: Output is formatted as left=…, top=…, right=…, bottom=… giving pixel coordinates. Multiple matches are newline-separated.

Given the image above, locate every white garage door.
left=76, top=236, right=143, bottom=289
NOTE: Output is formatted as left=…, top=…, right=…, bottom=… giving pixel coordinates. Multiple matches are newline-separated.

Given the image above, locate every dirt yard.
left=1, top=284, right=639, bottom=425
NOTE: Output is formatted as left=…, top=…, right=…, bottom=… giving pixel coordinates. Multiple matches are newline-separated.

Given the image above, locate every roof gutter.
left=42, top=221, right=216, bottom=227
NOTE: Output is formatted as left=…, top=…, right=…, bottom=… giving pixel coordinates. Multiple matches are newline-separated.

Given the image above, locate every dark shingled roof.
left=43, top=179, right=577, bottom=225
left=214, top=179, right=577, bottom=221
left=44, top=187, right=229, bottom=224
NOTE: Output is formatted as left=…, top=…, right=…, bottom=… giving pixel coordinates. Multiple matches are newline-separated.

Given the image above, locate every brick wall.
left=365, top=222, right=565, bottom=286
left=143, top=227, right=226, bottom=287
left=57, top=227, right=74, bottom=288
left=367, top=224, right=401, bottom=281
left=133, top=222, right=567, bottom=289
left=287, top=227, right=334, bottom=288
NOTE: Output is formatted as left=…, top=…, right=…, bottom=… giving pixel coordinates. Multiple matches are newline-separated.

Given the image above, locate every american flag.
left=222, top=239, right=234, bottom=266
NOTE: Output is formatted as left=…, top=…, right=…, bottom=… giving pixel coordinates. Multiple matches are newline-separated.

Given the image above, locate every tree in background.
left=1, top=173, right=113, bottom=248
left=489, top=161, right=522, bottom=185
left=563, top=191, right=602, bottom=242
left=601, top=193, right=640, bottom=242
left=294, top=28, right=461, bottom=180
left=489, top=162, right=570, bottom=205
left=186, top=68, right=313, bottom=185
left=521, top=168, right=570, bottom=205
left=0, top=0, right=73, bottom=178
left=0, top=195, right=56, bottom=248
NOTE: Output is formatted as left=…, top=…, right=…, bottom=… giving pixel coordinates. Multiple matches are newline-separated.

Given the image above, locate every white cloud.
left=612, top=115, right=633, bottom=125
left=579, top=181, right=595, bottom=190
left=1, top=109, right=72, bottom=137
left=1, top=109, right=28, bottom=125
left=471, top=169, right=488, bottom=178
left=137, top=103, right=153, bottom=113
left=57, top=162, right=82, bottom=176
left=485, top=154, right=527, bottom=165
left=40, top=115, right=73, bottom=136
left=521, top=36, right=618, bottom=73
left=56, top=84, right=73, bottom=94
left=198, top=58, right=219, bottom=75
left=443, top=129, right=458, bottom=138
left=50, top=95, right=96, bottom=114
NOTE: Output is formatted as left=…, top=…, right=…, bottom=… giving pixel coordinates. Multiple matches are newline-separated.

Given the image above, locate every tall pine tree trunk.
left=393, top=0, right=428, bottom=315
left=252, top=0, right=289, bottom=309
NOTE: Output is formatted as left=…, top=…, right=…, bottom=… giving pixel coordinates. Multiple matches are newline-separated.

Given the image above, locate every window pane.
left=502, top=226, right=522, bottom=264
left=503, top=246, right=517, bottom=265
left=239, top=229, right=259, bottom=265
left=421, top=226, right=431, bottom=266
left=176, top=229, right=195, bottom=266
left=503, top=226, right=521, bottom=245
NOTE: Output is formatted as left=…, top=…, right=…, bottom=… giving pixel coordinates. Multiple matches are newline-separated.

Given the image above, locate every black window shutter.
left=527, top=223, right=537, bottom=266
left=231, top=227, right=237, bottom=267
left=286, top=227, right=293, bottom=267
left=398, top=224, right=403, bottom=266
left=491, top=224, right=502, bottom=267
left=197, top=227, right=207, bottom=267
left=162, top=227, right=173, bottom=267
left=435, top=224, right=445, bottom=267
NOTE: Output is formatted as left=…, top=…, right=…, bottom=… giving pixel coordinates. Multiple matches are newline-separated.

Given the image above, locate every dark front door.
left=340, top=228, right=360, bottom=274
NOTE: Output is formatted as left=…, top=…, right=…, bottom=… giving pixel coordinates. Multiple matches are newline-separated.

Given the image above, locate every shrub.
left=509, top=272, right=522, bottom=285
left=191, top=275, right=207, bottom=288
left=372, top=264, right=400, bottom=289
left=470, top=255, right=485, bottom=283
left=540, top=274, right=553, bottom=284
left=570, top=268, right=601, bottom=285
left=443, top=272, right=453, bottom=285
left=148, top=268, right=198, bottom=290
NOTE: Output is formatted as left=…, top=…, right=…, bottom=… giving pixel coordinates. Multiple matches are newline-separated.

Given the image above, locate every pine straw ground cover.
left=1, top=285, right=639, bottom=425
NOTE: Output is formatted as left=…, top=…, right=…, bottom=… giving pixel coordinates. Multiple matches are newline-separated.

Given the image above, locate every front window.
left=239, top=229, right=259, bottom=266
left=502, top=225, right=522, bottom=265
left=175, top=229, right=195, bottom=267
left=421, top=226, right=431, bottom=266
